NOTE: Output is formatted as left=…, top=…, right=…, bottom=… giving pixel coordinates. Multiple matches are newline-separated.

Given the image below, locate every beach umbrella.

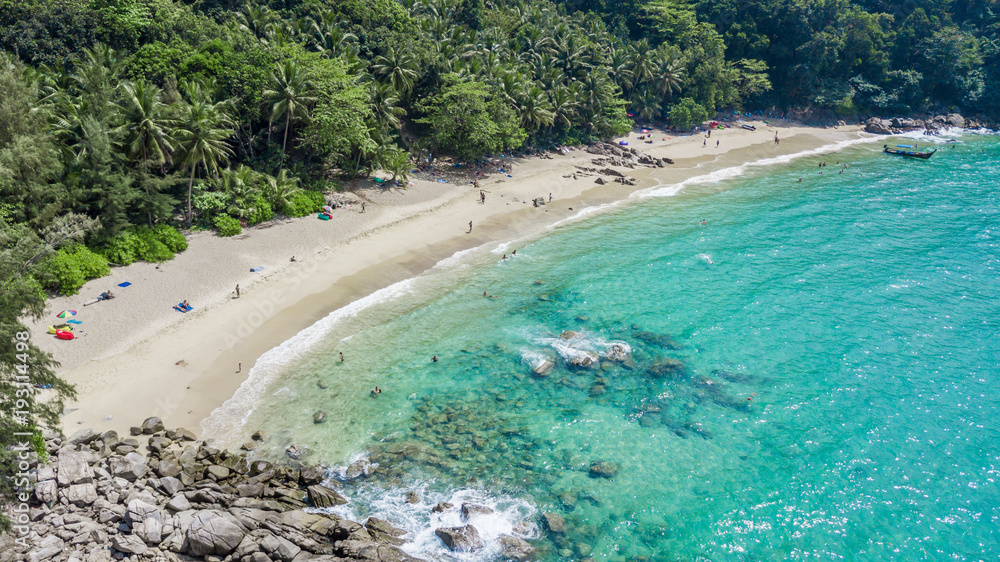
left=57, top=310, right=77, bottom=318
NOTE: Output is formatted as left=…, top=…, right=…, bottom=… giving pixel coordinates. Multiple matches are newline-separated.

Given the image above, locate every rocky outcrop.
left=6, top=417, right=429, bottom=562
left=434, top=525, right=485, bottom=552
left=864, top=117, right=893, bottom=134
left=586, top=141, right=672, bottom=168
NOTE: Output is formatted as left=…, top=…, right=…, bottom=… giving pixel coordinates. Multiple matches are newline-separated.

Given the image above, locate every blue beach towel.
left=437, top=179, right=449, bottom=183
left=67, top=319, right=82, bottom=324
left=118, top=282, right=132, bottom=287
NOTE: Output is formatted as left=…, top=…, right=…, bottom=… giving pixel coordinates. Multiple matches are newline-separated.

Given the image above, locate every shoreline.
left=30, top=122, right=870, bottom=437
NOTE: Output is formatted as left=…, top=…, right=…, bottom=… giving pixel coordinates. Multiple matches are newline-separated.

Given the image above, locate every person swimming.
left=370, top=387, right=382, bottom=397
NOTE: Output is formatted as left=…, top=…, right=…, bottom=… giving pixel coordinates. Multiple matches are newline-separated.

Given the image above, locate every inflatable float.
left=48, top=324, right=72, bottom=335
left=56, top=330, right=74, bottom=340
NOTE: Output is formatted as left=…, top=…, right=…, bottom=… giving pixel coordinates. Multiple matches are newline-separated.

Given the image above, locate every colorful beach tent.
left=56, top=310, right=77, bottom=318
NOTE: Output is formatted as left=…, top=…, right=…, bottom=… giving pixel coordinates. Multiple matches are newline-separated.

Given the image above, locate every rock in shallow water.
left=588, top=460, right=620, bottom=479
left=435, top=524, right=485, bottom=552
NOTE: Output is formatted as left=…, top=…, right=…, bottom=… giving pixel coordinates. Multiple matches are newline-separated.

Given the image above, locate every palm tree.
left=654, top=56, right=685, bottom=99
left=517, top=85, right=555, bottom=131
left=370, top=82, right=406, bottom=133
left=263, top=169, right=301, bottom=212
left=174, top=97, right=235, bottom=227
left=628, top=39, right=657, bottom=97
left=371, top=46, right=419, bottom=95
left=263, top=60, right=317, bottom=153
left=116, top=80, right=175, bottom=168
left=379, top=148, right=410, bottom=183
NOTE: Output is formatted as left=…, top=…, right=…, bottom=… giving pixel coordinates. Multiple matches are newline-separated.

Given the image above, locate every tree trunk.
left=186, top=165, right=196, bottom=228
left=283, top=111, right=291, bottom=153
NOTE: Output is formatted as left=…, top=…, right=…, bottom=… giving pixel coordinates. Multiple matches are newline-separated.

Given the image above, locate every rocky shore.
left=2, top=418, right=539, bottom=562
left=863, top=113, right=997, bottom=134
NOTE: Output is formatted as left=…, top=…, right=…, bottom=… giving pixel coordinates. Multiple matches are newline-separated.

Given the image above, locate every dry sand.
left=28, top=121, right=869, bottom=436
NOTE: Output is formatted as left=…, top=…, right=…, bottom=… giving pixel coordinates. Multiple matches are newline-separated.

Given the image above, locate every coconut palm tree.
left=370, top=81, right=406, bottom=133
left=174, top=96, right=235, bottom=227
left=517, top=85, right=555, bottom=131
left=263, top=60, right=317, bottom=153
left=654, top=56, right=685, bottom=99
left=263, top=169, right=301, bottom=212
left=116, top=80, right=175, bottom=168
left=371, top=46, right=419, bottom=95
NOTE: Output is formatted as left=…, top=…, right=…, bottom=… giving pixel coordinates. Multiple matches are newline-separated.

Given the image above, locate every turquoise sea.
left=206, top=132, right=1000, bottom=560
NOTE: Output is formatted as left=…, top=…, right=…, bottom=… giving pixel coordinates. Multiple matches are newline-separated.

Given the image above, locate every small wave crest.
left=200, top=279, right=417, bottom=442
left=312, top=484, right=538, bottom=561
left=636, top=135, right=880, bottom=199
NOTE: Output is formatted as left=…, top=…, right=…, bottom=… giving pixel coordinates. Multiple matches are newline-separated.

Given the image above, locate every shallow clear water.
left=211, top=134, right=1000, bottom=560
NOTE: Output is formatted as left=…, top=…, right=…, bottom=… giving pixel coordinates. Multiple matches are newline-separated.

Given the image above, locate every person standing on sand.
left=716, top=140, right=719, bottom=148
left=468, top=221, right=473, bottom=232
left=235, top=285, right=240, bottom=298
left=361, top=202, right=365, bottom=213
left=775, top=132, right=779, bottom=145
left=703, top=139, right=707, bottom=147
left=549, top=193, right=552, bottom=202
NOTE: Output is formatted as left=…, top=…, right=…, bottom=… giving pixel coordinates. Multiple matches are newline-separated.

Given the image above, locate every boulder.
left=337, top=540, right=419, bottom=561
left=299, top=465, right=325, bottom=487
left=864, top=117, right=892, bottom=134
left=432, top=502, right=453, bottom=513
left=260, top=532, right=301, bottom=561
left=160, top=476, right=183, bottom=496
left=435, top=525, right=485, bottom=552
left=313, top=411, right=327, bottom=424
left=460, top=503, right=494, bottom=521
left=111, top=534, right=148, bottom=555
left=946, top=113, right=965, bottom=127
left=35, top=479, right=58, bottom=505
left=66, top=429, right=97, bottom=446
left=57, top=451, right=93, bottom=486
left=165, top=427, right=197, bottom=441
left=62, top=483, right=98, bottom=507
left=588, top=460, right=620, bottom=479
left=542, top=512, right=566, bottom=534
left=27, top=535, right=64, bottom=562
left=141, top=417, right=165, bottom=434
left=498, top=534, right=534, bottom=561
left=109, top=452, right=148, bottom=481
left=156, top=460, right=183, bottom=478
left=594, top=177, right=607, bottom=185
left=345, top=458, right=375, bottom=479
left=206, top=464, right=231, bottom=480
left=307, top=485, right=347, bottom=508
left=531, top=360, right=554, bottom=377
left=186, top=511, right=246, bottom=556
left=166, top=494, right=192, bottom=512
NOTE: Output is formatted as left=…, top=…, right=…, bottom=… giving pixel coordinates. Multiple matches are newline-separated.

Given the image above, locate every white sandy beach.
left=27, top=121, right=868, bottom=436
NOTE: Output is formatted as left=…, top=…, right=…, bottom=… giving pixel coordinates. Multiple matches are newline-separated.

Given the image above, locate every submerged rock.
left=542, top=512, right=566, bottom=534
left=313, top=410, right=327, bottom=424
left=499, top=534, right=535, bottom=561
left=532, top=360, right=554, bottom=377
left=588, top=460, right=620, bottom=479
left=648, top=357, right=687, bottom=378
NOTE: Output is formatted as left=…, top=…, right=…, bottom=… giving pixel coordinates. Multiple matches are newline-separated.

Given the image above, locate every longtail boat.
left=883, top=144, right=936, bottom=159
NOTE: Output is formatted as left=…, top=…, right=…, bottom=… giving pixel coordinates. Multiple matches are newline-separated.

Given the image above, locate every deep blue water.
left=209, top=133, right=1000, bottom=560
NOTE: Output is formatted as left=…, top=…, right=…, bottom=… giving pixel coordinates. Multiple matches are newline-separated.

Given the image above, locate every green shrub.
left=134, top=228, right=174, bottom=263
left=73, top=245, right=111, bottom=279
left=245, top=195, right=273, bottom=225
left=152, top=224, right=188, bottom=252
left=281, top=190, right=325, bottom=217
left=35, top=245, right=109, bottom=296
left=192, top=191, right=231, bottom=224
left=100, top=231, right=142, bottom=265
left=214, top=214, right=241, bottom=236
